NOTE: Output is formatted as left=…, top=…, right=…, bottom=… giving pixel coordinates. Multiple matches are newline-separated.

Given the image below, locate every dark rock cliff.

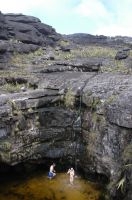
left=0, top=12, right=61, bottom=66
left=1, top=12, right=61, bottom=45
left=0, top=11, right=132, bottom=200
left=64, top=33, right=132, bottom=47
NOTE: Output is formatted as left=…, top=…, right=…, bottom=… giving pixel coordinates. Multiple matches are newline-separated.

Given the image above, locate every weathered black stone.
left=0, top=11, right=132, bottom=200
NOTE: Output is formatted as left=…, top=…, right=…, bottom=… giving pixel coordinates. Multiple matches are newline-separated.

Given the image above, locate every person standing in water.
left=48, top=163, right=56, bottom=179
left=67, top=167, right=75, bottom=185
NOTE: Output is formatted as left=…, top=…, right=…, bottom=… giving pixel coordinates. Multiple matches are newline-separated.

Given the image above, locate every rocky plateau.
left=0, top=11, right=132, bottom=200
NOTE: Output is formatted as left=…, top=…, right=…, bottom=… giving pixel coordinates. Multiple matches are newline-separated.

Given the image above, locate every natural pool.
left=0, top=172, right=103, bottom=200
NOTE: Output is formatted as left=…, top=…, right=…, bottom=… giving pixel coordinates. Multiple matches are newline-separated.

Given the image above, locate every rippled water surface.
left=0, top=172, right=103, bottom=200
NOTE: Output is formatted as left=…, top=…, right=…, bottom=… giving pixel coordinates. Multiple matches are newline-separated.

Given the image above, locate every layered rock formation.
left=0, top=12, right=61, bottom=45
left=0, top=12, right=61, bottom=66
left=0, top=11, right=132, bottom=200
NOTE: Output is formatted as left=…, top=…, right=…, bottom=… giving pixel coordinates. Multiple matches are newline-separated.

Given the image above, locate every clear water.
left=0, top=172, right=103, bottom=200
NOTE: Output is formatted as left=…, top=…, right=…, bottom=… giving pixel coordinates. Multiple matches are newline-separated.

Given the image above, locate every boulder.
left=115, top=49, right=130, bottom=60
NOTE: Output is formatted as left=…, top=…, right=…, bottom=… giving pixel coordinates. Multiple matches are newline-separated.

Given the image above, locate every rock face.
left=0, top=12, right=61, bottom=67
left=64, top=33, right=108, bottom=45
left=0, top=12, right=9, bottom=40
left=0, top=12, right=132, bottom=200
left=63, top=33, right=132, bottom=46
left=3, top=13, right=61, bottom=45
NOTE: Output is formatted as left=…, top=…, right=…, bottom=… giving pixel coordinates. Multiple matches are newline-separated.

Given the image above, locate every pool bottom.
left=0, top=172, right=103, bottom=200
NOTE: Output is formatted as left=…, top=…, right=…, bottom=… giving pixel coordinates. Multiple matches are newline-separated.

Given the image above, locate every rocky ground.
left=0, top=11, right=132, bottom=200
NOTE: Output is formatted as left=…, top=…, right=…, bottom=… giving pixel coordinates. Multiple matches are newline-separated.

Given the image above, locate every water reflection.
left=0, top=172, right=103, bottom=200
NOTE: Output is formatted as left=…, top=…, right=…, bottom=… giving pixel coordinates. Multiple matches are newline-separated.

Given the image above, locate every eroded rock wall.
left=0, top=72, right=132, bottom=199
left=0, top=11, right=132, bottom=200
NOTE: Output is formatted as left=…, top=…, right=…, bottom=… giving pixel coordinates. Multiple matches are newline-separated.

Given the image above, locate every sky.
left=0, top=0, right=132, bottom=37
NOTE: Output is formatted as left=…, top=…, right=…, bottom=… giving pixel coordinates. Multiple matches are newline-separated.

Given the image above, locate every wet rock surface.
left=0, top=11, right=132, bottom=200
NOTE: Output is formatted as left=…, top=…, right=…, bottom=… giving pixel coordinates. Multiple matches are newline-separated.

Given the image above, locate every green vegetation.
left=54, top=44, right=132, bottom=74
left=101, top=60, right=132, bottom=74
left=0, top=141, right=12, bottom=151
left=64, top=89, right=76, bottom=108
left=35, top=114, right=40, bottom=127
left=9, top=100, right=19, bottom=113
left=122, top=144, right=132, bottom=163
left=116, top=144, right=132, bottom=194
left=0, top=82, right=26, bottom=93
left=92, top=112, right=106, bottom=124
left=116, top=177, right=126, bottom=193
left=0, top=141, right=12, bottom=164
left=0, top=70, right=28, bottom=78
left=0, top=151, right=10, bottom=163
left=58, top=39, right=70, bottom=47
left=83, top=94, right=101, bottom=110
left=91, top=97, right=101, bottom=110
left=11, top=47, right=44, bottom=65
left=75, top=46, right=116, bottom=58
left=27, top=108, right=34, bottom=113
left=116, top=164, right=132, bottom=194
left=105, top=95, right=117, bottom=105
left=55, top=45, right=117, bottom=60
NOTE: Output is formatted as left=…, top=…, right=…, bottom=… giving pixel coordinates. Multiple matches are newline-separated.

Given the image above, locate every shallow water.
left=0, top=172, right=103, bottom=200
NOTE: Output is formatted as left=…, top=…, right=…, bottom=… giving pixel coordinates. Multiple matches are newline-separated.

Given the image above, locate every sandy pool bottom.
left=0, top=172, right=103, bottom=200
